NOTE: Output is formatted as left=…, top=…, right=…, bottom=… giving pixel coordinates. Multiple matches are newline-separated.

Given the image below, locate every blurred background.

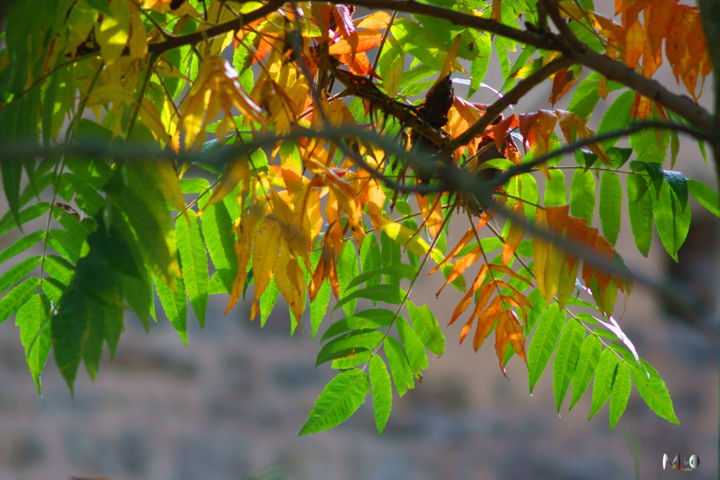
left=0, top=4, right=718, bottom=480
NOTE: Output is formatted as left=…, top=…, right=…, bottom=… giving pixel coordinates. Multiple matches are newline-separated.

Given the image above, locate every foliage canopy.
left=2, top=0, right=719, bottom=434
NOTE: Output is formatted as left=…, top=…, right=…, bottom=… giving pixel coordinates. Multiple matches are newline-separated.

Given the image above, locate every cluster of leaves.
left=1, top=0, right=717, bottom=434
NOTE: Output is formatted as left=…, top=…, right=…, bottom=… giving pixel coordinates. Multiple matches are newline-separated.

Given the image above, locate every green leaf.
left=627, top=174, right=653, bottom=256
left=259, top=278, right=279, bottom=327
left=321, top=309, right=396, bottom=341
left=337, top=241, right=359, bottom=316
left=384, top=336, right=414, bottom=396
left=316, top=329, right=384, bottom=366
left=544, top=169, right=567, bottom=207
left=468, top=32, right=491, bottom=96
left=1, top=160, right=22, bottom=226
left=569, top=334, right=602, bottom=410
left=553, top=319, right=584, bottom=411
left=0, top=276, right=39, bottom=324
left=368, top=355, right=392, bottom=435
left=200, top=200, right=237, bottom=292
left=0, top=255, right=41, bottom=294
left=597, top=91, right=634, bottom=148
left=51, top=287, right=87, bottom=391
left=688, top=179, right=720, bottom=216
left=347, top=264, right=416, bottom=290
left=310, top=280, right=331, bottom=339
left=0, top=202, right=49, bottom=236
left=334, top=284, right=405, bottom=310
left=154, top=274, right=187, bottom=344
left=176, top=210, right=209, bottom=326
left=599, top=171, right=622, bottom=245
left=569, top=169, right=595, bottom=223
left=609, top=362, right=631, bottom=429
left=396, top=317, right=428, bottom=375
left=299, top=369, right=369, bottom=435
left=568, top=72, right=600, bottom=119
left=15, top=294, right=50, bottom=393
left=406, top=301, right=445, bottom=356
left=653, top=181, right=691, bottom=261
left=589, top=349, right=619, bottom=419
left=0, top=230, right=45, bottom=265
left=360, top=232, right=382, bottom=288
left=527, top=303, right=564, bottom=393
left=632, top=360, right=678, bottom=424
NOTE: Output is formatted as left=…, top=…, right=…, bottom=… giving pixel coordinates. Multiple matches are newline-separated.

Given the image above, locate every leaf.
left=406, top=301, right=445, bottom=356
left=653, top=181, right=691, bottom=261
left=299, top=369, right=370, bottom=435
left=368, top=355, right=392, bottom=435
left=688, top=179, right=720, bottom=216
left=310, top=280, right=331, bottom=339
left=609, top=362, right=631, bottom=429
left=569, top=334, right=602, bottom=410
left=570, top=169, right=596, bottom=223
left=334, top=284, right=405, bottom=310
left=396, top=317, right=428, bottom=375
left=544, top=169, right=566, bottom=207
left=0, top=276, right=39, bottom=324
left=95, top=0, right=130, bottom=62
left=384, top=336, right=414, bottom=396
left=631, top=360, right=679, bottom=424
left=0, top=256, right=41, bottom=295
left=154, top=274, right=188, bottom=344
left=527, top=303, right=564, bottom=393
left=200, top=200, right=237, bottom=292
left=589, top=348, right=619, bottom=419
left=0, top=230, right=45, bottom=265
left=316, top=329, right=384, bottom=366
left=599, top=171, right=622, bottom=245
left=347, top=264, right=416, bottom=290
left=15, top=294, right=50, bottom=393
left=321, top=309, right=396, bottom=341
left=176, top=210, right=209, bottom=326
left=252, top=219, right=282, bottom=302
left=627, top=174, right=653, bottom=256
left=553, top=319, right=584, bottom=411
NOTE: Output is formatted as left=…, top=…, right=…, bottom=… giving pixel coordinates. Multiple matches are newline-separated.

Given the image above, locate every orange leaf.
left=328, top=31, right=383, bottom=55
left=549, top=69, right=576, bottom=105
left=355, top=11, right=391, bottom=30
left=437, top=246, right=482, bottom=297
left=473, top=295, right=504, bottom=351
left=494, top=308, right=526, bottom=374
left=449, top=263, right=489, bottom=326
left=630, top=93, right=652, bottom=120
left=623, top=20, right=644, bottom=68
left=502, top=204, right=525, bottom=264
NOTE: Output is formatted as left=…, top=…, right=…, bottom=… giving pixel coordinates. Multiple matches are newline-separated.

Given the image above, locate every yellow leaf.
left=202, top=158, right=249, bottom=212
left=252, top=219, right=282, bottom=304
left=128, top=2, right=148, bottom=60
left=275, top=243, right=306, bottom=326
left=381, top=220, right=442, bottom=261
left=95, top=0, right=130, bottom=63
left=502, top=204, right=525, bottom=264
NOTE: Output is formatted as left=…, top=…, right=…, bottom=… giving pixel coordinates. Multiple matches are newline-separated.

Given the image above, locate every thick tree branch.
left=318, top=0, right=714, bottom=132
left=491, top=121, right=714, bottom=188
left=450, top=56, right=572, bottom=149
left=148, top=0, right=285, bottom=55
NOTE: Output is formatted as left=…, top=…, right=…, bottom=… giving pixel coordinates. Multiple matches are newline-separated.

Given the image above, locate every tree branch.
left=148, top=0, right=285, bottom=55
left=450, top=56, right=572, bottom=149
left=318, top=0, right=715, bottom=131
left=491, top=120, right=714, bottom=188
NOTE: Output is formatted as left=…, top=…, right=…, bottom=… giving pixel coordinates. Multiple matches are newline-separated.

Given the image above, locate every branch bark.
left=320, top=0, right=714, bottom=131
left=450, top=56, right=572, bottom=149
